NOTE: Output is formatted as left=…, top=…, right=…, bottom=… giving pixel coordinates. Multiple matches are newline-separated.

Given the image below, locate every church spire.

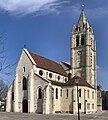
left=77, top=10, right=88, bottom=26
left=72, top=4, right=90, bottom=33
left=76, top=5, right=89, bottom=30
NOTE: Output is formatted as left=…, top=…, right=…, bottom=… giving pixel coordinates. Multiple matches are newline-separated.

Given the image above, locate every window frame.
left=92, top=103, right=94, bottom=109
left=12, top=91, right=14, bottom=101
left=49, top=73, right=53, bottom=78
left=58, top=76, right=60, bottom=80
left=23, top=77, right=27, bottom=90
left=76, top=35, right=79, bottom=47
left=56, top=88, right=58, bottom=99
left=81, top=34, right=85, bottom=45
left=87, top=103, right=90, bottom=110
left=92, top=91, right=94, bottom=99
left=39, top=70, right=43, bottom=76
left=87, top=90, right=90, bottom=99
left=38, top=87, right=42, bottom=99
left=66, top=89, right=69, bottom=98
left=23, top=67, right=25, bottom=72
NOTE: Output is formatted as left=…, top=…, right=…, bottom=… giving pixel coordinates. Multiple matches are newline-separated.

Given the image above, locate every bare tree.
left=0, top=80, right=8, bottom=99
left=0, top=33, right=16, bottom=99
left=0, top=33, right=16, bottom=76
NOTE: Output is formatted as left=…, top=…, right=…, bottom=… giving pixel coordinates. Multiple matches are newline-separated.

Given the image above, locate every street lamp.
left=76, top=78, right=80, bottom=120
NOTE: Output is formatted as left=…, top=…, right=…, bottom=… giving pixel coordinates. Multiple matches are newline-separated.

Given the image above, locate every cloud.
left=63, top=2, right=108, bottom=21
left=0, top=0, right=69, bottom=16
left=62, top=2, right=81, bottom=15
left=96, top=65, right=100, bottom=69
left=86, top=7, right=108, bottom=20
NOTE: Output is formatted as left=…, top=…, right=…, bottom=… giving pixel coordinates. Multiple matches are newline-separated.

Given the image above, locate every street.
left=0, top=111, right=108, bottom=120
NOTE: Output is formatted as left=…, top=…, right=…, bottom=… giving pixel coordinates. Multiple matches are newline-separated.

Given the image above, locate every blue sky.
left=0, top=0, right=108, bottom=90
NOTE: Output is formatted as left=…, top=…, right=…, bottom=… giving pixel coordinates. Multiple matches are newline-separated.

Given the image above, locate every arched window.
left=23, top=67, right=25, bottom=72
left=76, top=35, right=79, bottom=46
left=12, top=91, right=14, bottom=100
left=23, top=77, right=27, bottom=90
left=66, top=89, right=68, bottom=98
left=81, top=34, right=85, bottom=45
left=56, top=88, right=58, bottom=99
left=38, top=88, right=42, bottom=99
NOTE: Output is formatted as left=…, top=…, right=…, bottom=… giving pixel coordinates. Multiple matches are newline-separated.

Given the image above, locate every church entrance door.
left=22, top=99, right=28, bottom=113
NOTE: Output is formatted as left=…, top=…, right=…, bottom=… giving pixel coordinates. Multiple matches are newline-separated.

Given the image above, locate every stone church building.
left=6, top=9, right=98, bottom=114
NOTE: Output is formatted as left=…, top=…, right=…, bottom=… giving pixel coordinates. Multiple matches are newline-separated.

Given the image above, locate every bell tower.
left=71, top=9, right=96, bottom=87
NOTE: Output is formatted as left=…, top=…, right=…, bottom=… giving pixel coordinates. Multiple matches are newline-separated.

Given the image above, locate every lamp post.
left=84, top=100, right=87, bottom=114
left=76, top=78, right=80, bottom=120
left=84, top=89, right=87, bottom=114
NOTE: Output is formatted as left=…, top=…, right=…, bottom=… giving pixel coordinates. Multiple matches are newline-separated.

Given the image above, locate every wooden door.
left=22, top=99, right=28, bottom=113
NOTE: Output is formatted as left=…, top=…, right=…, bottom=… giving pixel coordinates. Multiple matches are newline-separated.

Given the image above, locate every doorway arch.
left=22, top=99, right=28, bottom=113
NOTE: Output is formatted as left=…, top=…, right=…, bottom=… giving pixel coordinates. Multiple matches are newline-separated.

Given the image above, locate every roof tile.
left=29, top=52, right=67, bottom=76
left=63, top=76, right=93, bottom=88
left=49, top=76, right=93, bottom=89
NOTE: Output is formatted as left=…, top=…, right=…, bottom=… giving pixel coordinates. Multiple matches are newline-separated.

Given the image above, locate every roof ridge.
left=29, top=51, right=61, bottom=66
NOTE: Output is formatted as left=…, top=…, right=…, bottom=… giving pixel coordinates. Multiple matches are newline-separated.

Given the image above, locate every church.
left=6, top=9, right=98, bottom=114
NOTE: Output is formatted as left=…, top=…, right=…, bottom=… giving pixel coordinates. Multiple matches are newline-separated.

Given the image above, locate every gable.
left=16, top=49, right=34, bottom=72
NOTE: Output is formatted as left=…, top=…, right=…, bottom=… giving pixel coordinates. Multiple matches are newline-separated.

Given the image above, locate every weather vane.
left=82, top=1, right=84, bottom=10
left=24, top=44, right=26, bottom=48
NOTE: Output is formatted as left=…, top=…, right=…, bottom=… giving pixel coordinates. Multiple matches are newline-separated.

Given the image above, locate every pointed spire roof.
left=72, top=5, right=91, bottom=33
left=77, top=10, right=89, bottom=28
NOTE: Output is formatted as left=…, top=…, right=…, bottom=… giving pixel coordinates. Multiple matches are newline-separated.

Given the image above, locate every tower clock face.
left=76, top=50, right=83, bottom=67
left=77, top=50, right=82, bottom=55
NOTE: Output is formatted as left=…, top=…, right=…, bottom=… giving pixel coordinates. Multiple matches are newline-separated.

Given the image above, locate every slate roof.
left=50, top=76, right=93, bottom=89
left=77, top=9, right=89, bottom=27
left=29, top=52, right=68, bottom=76
left=63, top=76, right=93, bottom=88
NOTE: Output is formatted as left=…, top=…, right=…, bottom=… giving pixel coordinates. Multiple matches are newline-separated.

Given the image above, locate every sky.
left=0, top=0, right=108, bottom=90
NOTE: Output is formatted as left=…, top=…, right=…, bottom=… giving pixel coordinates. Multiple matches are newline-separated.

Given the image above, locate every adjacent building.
left=6, top=9, right=98, bottom=114
left=97, top=85, right=102, bottom=111
left=102, top=90, right=108, bottom=110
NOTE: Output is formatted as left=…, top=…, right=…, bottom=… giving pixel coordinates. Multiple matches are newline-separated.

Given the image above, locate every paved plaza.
left=0, top=111, right=108, bottom=120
